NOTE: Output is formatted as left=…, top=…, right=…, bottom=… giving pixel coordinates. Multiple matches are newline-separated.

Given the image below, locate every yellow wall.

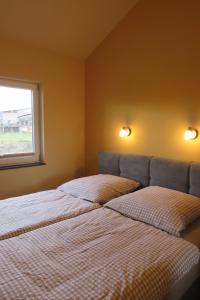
left=0, top=37, right=85, bottom=199
left=1, top=0, right=200, bottom=197
left=86, top=0, right=200, bottom=174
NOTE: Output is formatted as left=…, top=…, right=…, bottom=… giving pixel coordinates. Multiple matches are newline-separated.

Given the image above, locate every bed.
left=0, top=173, right=139, bottom=240
left=99, top=152, right=200, bottom=299
left=0, top=152, right=200, bottom=299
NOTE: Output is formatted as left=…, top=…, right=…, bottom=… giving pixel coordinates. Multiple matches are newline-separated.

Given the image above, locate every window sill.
left=0, top=161, right=46, bottom=171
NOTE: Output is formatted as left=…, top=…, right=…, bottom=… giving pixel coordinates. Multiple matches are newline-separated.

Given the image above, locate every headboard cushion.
left=98, top=152, right=120, bottom=176
left=189, top=163, right=200, bottom=197
left=120, top=154, right=152, bottom=187
left=98, top=152, right=200, bottom=197
left=149, top=157, right=189, bottom=193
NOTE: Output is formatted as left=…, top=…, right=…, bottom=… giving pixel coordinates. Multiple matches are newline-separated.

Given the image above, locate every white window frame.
left=0, top=78, right=42, bottom=168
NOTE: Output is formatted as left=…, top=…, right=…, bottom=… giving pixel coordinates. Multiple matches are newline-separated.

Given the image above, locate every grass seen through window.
left=0, top=132, right=32, bottom=156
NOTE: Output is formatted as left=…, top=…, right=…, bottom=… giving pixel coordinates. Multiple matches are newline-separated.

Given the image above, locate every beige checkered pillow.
left=58, top=174, right=140, bottom=204
left=106, top=186, right=200, bottom=236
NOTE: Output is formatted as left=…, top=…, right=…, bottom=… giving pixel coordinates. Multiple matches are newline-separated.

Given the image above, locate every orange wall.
left=0, top=37, right=85, bottom=199
left=86, top=0, right=200, bottom=174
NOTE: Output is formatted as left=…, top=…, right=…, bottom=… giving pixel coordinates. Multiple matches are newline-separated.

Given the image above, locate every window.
left=0, top=78, right=43, bottom=168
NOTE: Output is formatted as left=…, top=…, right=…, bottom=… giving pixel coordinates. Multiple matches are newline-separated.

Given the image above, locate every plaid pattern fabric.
left=58, top=174, right=140, bottom=204
left=0, top=190, right=99, bottom=240
left=0, top=207, right=199, bottom=300
left=106, top=186, right=200, bottom=237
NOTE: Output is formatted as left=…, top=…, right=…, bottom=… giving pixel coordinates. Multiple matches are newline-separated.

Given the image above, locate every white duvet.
left=0, top=189, right=99, bottom=240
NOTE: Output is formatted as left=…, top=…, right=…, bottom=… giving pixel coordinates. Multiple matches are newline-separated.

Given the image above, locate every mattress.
left=182, top=217, right=200, bottom=249
left=163, top=218, right=200, bottom=299
left=164, top=261, right=200, bottom=300
left=0, top=189, right=99, bottom=240
left=0, top=207, right=199, bottom=300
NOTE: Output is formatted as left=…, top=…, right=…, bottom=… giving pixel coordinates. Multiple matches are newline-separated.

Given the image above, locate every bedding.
left=58, top=174, right=140, bottom=204
left=106, top=186, right=200, bottom=237
left=0, top=189, right=99, bottom=240
left=0, top=207, right=199, bottom=300
left=0, top=174, right=138, bottom=240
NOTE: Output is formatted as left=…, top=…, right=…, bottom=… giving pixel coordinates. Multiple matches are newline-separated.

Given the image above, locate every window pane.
left=0, top=86, right=34, bottom=156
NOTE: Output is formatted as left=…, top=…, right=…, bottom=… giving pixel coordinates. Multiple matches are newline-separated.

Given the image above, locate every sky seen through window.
left=0, top=86, right=32, bottom=112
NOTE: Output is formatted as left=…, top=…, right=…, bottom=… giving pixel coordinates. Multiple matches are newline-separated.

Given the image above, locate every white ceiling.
left=0, top=0, right=139, bottom=60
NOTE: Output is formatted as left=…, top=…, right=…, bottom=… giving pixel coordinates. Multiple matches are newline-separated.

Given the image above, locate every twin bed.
left=0, top=152, right=200, bottom=299
left=0, top=173, right=138, bottom=240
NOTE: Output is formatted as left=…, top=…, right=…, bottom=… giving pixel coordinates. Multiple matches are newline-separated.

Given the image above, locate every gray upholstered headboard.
left=98, top=152, right=200, bottom=197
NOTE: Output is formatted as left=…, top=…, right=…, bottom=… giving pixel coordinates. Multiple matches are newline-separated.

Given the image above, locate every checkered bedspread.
left=0, top=207, right=199, bottom=300
left=0, top=189, right=99, bottom=240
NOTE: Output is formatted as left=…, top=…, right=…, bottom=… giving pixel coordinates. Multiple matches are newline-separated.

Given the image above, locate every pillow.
left=105, top=186, right=200, bottom=237
left=57, top=174, right=140, bottom=204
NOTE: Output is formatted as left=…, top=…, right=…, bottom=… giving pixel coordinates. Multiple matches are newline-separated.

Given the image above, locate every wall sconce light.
left=119, top=126, right=131, bottom=137
left=184, top=127, right=198, bottom=141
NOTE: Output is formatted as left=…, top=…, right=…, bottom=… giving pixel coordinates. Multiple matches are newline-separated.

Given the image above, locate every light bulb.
left=119, top=127, right=131, bottom=137
left=184, top=127, right=198, bottom=141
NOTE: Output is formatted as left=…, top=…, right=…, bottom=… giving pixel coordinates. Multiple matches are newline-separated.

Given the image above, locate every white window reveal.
left=0, top=78, right=43, bottom=168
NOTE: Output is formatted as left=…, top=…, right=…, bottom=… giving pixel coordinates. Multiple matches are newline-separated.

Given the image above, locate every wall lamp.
left=119, top=126, right=131, bottom=137
left=184, top=127, right=198, bottom=141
